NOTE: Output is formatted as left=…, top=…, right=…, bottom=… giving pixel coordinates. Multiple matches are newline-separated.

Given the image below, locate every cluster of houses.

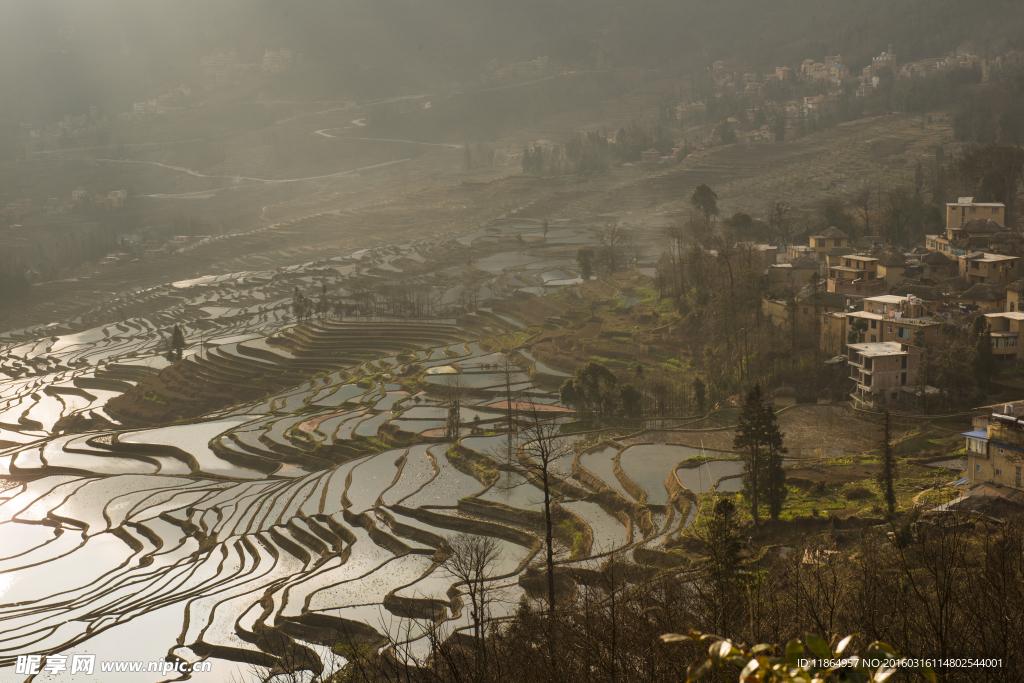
left=759, top=198, right=1024, bottom=411
left=676, top=46, right=1021, bottom=146
left=200, top=48, right=301, bottom=85
left=478, top=56, right=549, bottom=86
left=110, top=233, right=195, bottom=263
left=120, top=85, right=192, bottom=122
left=19, top=107, right=105, bottom=155
left=1, top=189, right=127, bottom=222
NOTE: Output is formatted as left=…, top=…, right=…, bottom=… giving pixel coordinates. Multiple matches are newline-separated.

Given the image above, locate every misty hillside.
left=2, top=0, right=1023, bottom=122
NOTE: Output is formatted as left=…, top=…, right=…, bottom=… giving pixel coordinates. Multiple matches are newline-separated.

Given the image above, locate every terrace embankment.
left=107, top=319, right=476, bottom=425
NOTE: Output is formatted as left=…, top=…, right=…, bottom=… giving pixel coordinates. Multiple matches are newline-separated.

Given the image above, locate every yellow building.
left=1006, top=280, right=1024, bottom=313
left=946, top=197, right=1005, bottom=231
left=828, top=254, right=878, bottom=283
left=808, top=226, right=852, bottom=259
left=767, top=256, right=820, bottom=294
left=966, top=411, right=1024, bottom=491
left=959, top=251, right=1019, bottom=286
left=983, top=312, right=1024, bottom=362
left=873, top=247, right=907, bottom=288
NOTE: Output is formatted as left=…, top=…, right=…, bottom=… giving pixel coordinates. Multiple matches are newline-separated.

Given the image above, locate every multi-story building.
left=1005, top=280, right=1024, bottom=312
left=767, top=256, right=820, bottom=294
left=786, top=244, right=815, bottom=261
left=945, top=197, right=1005, bottom=231
left=808, top=226, right=851, bottom=259
left=846, top=341, right=919, bottom=409
left=959, top=251, right=1019, bottom=285
left=983, top=312, right=1024, bottom=362
left=874, top=248, right=907, bottom=288
left=965, top=409, right=1024, bottom=490
left=926, top=198, right=1008, bottom=256
left=828, top=254, right=878, bottom=288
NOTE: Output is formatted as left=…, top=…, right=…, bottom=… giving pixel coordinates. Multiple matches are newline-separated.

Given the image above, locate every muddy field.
left=621, top=404, right=908, bottom=458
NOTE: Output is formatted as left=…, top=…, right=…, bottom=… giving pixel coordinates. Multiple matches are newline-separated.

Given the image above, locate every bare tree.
left=853, top=187, right=873, bottom=236
left=764, top=199, right=792, bottom=250
left=499, top=354, right=519, bottom=472
left=444, top=533, right=503, bottom=649
left=443, top=372, right=464, bottom=440
left=517, top=403, right=575, bottom=617
left=597, top=223, right=629, bottom=273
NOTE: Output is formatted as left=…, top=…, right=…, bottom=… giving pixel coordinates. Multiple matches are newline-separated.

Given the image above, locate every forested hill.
left=2, top=0, right=1024, bottom=123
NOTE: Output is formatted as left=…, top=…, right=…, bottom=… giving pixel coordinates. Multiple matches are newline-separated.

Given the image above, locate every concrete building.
left=1005, top=280, right=1024, bottom=312
left=983, top=312, right=1024, bottom=362
left=640, top=148, right=660, bottom=163
left=965, top=408, right=1024, bottom=490
left=920, top=251, right=957, bottom=280
left=927, top=210, right=1009, bottom=257
left=954, top=282, right=1005, bottom=312
left=945, top=197, right=1005, bottom=231
left=768, top=256, right=820, bottom=294
left=959, top=252, right=1019, bottom=286
left=846, top=341, right=919, bottom=409
left=828, top=254, right=879, bottom=290
left=873, top=248, right=908, bottom=287
left=808, top=226, right=852, bottom=259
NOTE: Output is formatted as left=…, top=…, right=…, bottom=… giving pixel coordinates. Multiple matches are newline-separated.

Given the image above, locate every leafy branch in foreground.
left=661, top=630, right=937, bottom=683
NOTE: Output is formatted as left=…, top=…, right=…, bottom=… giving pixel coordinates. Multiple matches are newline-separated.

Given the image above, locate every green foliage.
left=559, top=361, right=619, bottom=419
left=558, top=519, right=587, bottom=559
left=690, top=184, right=719, bottom=234
left=974, top=324, right=998, bottom=391
left=693, top=376, right=707, bottom=414
left=877, top=410, right=898, bottom=516
left=733, top=385, right=788, bottom=524
left=170, top=325, right=185, bottom=361
left=576, top=248, right=594, bottom=281
left=663, top=630, right=936, bottom=683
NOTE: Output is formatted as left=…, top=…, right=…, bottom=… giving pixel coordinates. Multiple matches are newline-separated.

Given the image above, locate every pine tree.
left=171, top=325, right=185, bottom=361
left=974, top=324, right=998, bottom=394
left=734, top=385, right=788, bottom=524
left=693, top=376, right=707, bottom=414
left=877, top=409, right=898, bottom=517
left=760, top=396, right=788, bottom=521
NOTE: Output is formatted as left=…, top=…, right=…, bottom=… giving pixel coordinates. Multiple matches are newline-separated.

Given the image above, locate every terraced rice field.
left=0, top=220, right=724, bottom=677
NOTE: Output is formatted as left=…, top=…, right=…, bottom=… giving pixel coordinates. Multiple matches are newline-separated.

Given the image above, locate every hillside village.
left=6, top=3, right=1024, bottom=679
left=687, top=191, right=1024, bottom=506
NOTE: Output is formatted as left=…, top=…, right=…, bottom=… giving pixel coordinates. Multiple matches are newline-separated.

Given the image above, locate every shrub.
left=844, top=485, right=874, bottom=500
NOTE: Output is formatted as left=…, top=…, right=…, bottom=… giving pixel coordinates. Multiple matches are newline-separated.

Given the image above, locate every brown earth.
left=621, top=404, right=906, bottom=457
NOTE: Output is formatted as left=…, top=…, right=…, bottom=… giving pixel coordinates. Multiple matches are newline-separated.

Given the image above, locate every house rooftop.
left=938, top=275, right=970, bottom=293
left=791, top=256, right=820, bottom=269
left=848, top=341, right=913, bottom=356
left=948, top=197, right=1005, bottom=207
left=891, top=283, right=943, bottom=300
left=962, top=252, right=1018, bottom=263
left=959, top=283, right=1005, bottom=301
left=922, top=251, right=953, bottom=266
left=955, top=218, right=1007, bottom=234
left=813, top=226, right=850, bottom=240
left=985, top=312, right=1024, bottom=321
left=873, top=247, right=907, bottom=267
left=865, top=295, right=906, bottom=304
left=845, top=255, right=879, bottom=262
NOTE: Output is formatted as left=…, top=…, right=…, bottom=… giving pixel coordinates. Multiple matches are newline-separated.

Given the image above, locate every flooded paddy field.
left=0, top=219, right=730, bottom=676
